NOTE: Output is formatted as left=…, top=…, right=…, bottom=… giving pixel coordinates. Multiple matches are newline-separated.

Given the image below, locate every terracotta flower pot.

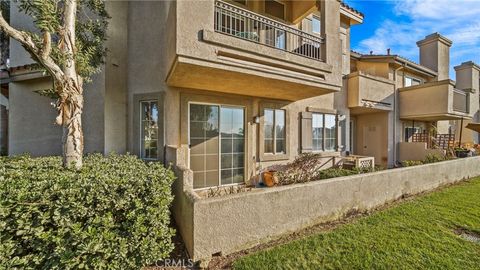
left=263, top=171, right=277, bottom=187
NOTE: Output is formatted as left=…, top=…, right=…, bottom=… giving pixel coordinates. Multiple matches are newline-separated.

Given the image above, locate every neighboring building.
left=3, top=0, right=479, bottom=260
left=348, top=33, right=476, bottom=166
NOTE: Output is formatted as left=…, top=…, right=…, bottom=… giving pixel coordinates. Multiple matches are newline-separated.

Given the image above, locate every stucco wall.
left=7, top=2, right=132, bottom=156
left=8, top=75, right=105, bottom=156
left=398, top=142, right=445, bottom=161
left=9, top=3, right=36, bottom=67
left=104, top=1, right=128, bottom=154
left=179, top=156, right=480, bottom=261
left=127, top=0, right=175, bottom=153
left=354, top=112, right=389, bottom=166
left=399, top=80, right=453, bottom=119
left=8, top=78, right=62, bottom=156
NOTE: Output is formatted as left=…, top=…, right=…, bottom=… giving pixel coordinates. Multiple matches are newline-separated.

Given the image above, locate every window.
left=404, top=127, right=421, bottom=142
left=312, top=16, right=321, bottom=34
left=140, top=100, right=159, bottom=160
left=312, top=113, right=337, bottom=151
left=189, top=103, right=245, bottom=189
left=265, top=0, right=285, bottom=20
left=264, top=109, right=286, bottom=154
left=404, top=76, right=421, bottom=87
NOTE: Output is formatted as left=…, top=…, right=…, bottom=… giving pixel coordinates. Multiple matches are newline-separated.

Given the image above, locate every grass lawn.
left=233, top=178, right=480, bottom=270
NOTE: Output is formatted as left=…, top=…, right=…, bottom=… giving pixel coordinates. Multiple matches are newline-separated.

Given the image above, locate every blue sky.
left=344, top=0, right=480, bottom=78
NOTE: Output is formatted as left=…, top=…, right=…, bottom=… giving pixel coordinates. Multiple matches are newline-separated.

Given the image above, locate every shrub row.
left=401, top=153, right=450, bottom=167
left=276, top=153, right=377, bottom=185
left=0, top=154, right=175, bottom=269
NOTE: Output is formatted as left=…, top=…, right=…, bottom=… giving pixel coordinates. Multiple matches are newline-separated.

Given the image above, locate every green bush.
left=423, top=154, right=446, bottom=164
left=401, top=160, right=424, bottom=167
left=402, top=154, right=449, bottom=167
left=0, top=154, right=175, bottom=269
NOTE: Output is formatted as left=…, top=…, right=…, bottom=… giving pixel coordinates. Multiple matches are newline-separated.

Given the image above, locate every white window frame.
left=263, top=108, right=286, bottom=155
left=404, top=76, right=421, bottom=87
left=312, top=15, right=321, bottom=34
left=188, top=101, right=247, bottom=190
left=312, top=113, right=338, bottom=152
left=139, top=100, right=159, bottom=161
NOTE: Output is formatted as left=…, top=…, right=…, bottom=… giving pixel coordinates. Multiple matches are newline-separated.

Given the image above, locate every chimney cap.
left=417, top=32, right=453, bottom=47
left=454, top=61, right=480, bottom=72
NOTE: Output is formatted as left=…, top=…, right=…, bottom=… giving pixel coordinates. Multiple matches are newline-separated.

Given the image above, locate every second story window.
left=265, top=0, right=285, bottom=21
left=405, top=76, right=421, bottom=87
left=312, top=16, right=321, bottom=34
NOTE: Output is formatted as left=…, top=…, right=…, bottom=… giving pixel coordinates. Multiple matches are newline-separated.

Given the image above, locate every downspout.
left=392, top=64, right=405, bottom=166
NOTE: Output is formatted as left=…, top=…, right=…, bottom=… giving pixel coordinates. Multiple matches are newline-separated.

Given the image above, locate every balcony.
left=214, top=1, right=324, bottom=61
left=347, top=71, right=395, bottom=114
left=166, top=0, right=342, bottom=101
left=399, top=80, right=471, bottom=121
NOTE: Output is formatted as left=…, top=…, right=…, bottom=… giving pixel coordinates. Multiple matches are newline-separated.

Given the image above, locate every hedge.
left=0, top=154, right=175, bottom=269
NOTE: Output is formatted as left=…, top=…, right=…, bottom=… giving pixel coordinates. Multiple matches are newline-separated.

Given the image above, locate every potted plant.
left=454, top=147, right=469, bottom=158
left=262, top=170, right=278, bottom=187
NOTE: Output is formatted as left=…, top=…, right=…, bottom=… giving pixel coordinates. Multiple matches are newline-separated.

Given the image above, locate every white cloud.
left=394, top=0, right=480, bottom=21
left=353, top=0, right=480, bottom=77
left=357, top=20, right=425, bottom=59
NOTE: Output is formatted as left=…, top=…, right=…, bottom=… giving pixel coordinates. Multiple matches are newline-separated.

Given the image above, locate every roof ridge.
left=350, top=50, right=437, bottom=75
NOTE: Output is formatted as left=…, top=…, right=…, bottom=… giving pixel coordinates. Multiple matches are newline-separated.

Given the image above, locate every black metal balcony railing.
left=453, top=89, right=469, bottom=114
left=214, top=1, right=324, bottom=61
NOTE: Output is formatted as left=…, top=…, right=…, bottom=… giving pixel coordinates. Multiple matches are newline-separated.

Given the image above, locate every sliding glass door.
left=189, top=103, right=245, bottom=189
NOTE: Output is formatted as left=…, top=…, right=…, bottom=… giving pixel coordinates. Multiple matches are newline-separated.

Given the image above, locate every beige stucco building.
left=2, top=0, right=480, bottom=261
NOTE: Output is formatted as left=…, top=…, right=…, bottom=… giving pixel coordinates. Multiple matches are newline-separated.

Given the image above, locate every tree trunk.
left=62, top=95, right=84, bottom=169
left=57, top=79, right=84, bottom=169
left=60, top=0, right=82, bottom=169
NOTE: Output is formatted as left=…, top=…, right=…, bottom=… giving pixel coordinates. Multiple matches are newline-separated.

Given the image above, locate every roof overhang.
left=351, top=54, right=437, bottom=78
left=0, top=64, right=48, bottom=83
left=340, top=5, right=363, bottom=25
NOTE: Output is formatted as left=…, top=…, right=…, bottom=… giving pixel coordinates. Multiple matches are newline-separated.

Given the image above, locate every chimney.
left=455, top=61, right=480, bottom=91
left=455, top=61, right=480, bottom=114
left=387, top=48, right=391, bottom=55
left=416, top=33, right=453, bottom=81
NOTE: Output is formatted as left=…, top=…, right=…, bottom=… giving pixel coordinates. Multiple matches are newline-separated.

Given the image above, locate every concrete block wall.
left=173, top=156, right=480, bottom=261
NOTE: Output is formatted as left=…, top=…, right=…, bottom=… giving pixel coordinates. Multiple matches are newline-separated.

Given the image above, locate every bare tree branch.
left=0, top=11, right=63, bottom=81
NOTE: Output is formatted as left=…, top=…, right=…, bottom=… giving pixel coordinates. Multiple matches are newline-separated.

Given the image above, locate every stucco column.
left=455, top=61, right=480, bottom=143
left=455, top=61, right=480, bottom=115
left=320, top=0, right=342, bottom=86
left=416, top=33, right=453, bottom=81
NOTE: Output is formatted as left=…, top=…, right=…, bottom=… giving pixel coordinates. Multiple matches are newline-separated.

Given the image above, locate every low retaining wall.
left=174, top=156, right=480, bottom=261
